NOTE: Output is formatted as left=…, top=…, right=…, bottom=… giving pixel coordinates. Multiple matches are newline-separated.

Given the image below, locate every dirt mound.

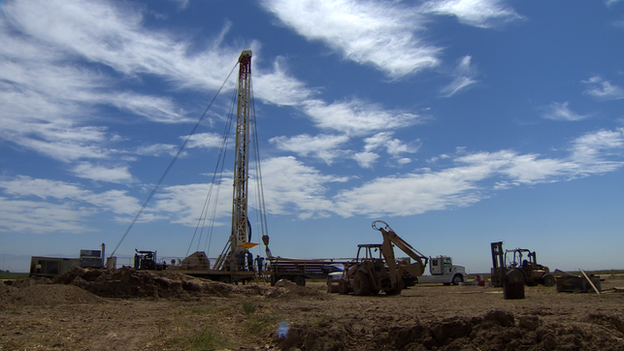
left=2, top=279, right=103, bottom=307
left=277, top=309, right=624, bottom=351
left=53, top=266, right=274, bottom=299
left=11, top=284, right=105, bottom=306
left=0, top=282, right=17, bottom=310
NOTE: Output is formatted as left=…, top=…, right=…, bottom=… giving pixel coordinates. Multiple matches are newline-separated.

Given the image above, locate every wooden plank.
left=579, top=268, right=601, bottom=295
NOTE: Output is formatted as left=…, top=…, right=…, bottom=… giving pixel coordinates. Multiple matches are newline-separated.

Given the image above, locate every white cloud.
left=353, top=151, right=380, bottom=169
left=72, top=162, right=134, bottom=183
left=333, top=128, right=624, bottom=217
left=259, top=156, right=348, bottom=218
left=261, top=0, right=441, bottom=79
left=0, top=176, right=141, bottom=233
left=542, top=102, right=589, bottom=121
left=582, top=76, right=624, bottom=100
left=302, top=99, right=423, bottom=136
left=333, top=169, right=483, bottom=217
left=185, top=133, right=224, bottom=149
left=270, top=134, right=349, bottom=165
left=254, top=57, right=318, bottom=106
left=108, top=93, right=188, bottom=124
left=0, top=0, right=253, bottom=163
left=0, top=197, right=92, bottom=233
left=135, top=143, right=178, bottom=157
left=1, top=128, right=623, bottom=230
left=440, top=56, right=478, bottom=97
left=570, top=128, right=624, bottom=173
left=420, top=0, right=524, bottom=28
left=151, top=182, right=231, bottom=227
left=363, top=132, right=421, bottom=156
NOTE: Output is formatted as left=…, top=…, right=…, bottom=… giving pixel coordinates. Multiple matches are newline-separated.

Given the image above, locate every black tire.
left=353, top=271, right=372, bottom=296
left=542, top=274, right=556, bottom=287
left=219, top=276, right=231, bottom=284
left=506, top=269, right=525, bottom=284
left=452, top=274, right=464, bottom=286
left=293, top=276, right=306, bottom=286
left=338, top=279, right=350, bottom=295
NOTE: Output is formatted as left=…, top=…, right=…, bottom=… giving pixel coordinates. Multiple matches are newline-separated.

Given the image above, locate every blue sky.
left=1, top=0, right=623, bottom=273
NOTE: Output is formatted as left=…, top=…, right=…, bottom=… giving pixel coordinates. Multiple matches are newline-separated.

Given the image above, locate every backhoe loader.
left=336, top=220, right=428, bottom=296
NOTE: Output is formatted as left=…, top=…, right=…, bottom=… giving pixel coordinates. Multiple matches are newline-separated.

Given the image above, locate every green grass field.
left=0, top=272, right=29, bottom=280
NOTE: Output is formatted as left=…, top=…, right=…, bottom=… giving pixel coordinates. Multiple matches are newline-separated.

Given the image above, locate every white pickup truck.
left=404, top=255, right=467, bottom=286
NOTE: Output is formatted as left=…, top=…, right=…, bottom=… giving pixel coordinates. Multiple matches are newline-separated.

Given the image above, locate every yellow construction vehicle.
left=490, top=241, right=556, bottom=287
left=335, top=220, right=428, bottom=296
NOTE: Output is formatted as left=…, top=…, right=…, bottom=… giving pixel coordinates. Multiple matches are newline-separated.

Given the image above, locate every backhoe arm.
left=372, top=220, right=428, bottom=278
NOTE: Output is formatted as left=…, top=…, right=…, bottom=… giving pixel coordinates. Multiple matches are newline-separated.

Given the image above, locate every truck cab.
left=412, top=255, right=467, bottom=286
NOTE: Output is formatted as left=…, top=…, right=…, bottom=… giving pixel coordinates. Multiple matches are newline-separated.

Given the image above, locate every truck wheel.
left=353, top=271, right=372, bottom=296
left=505, top=269, right=525, bottom=284
left=542, top=274, right=556, bottom=287
left=452, top=274, right=464, bottom=285
left=338, top=279, right=350, bottom=295
left=219, top=276, right=231, bottom=284
left=293, top=276, right=306, bottom=286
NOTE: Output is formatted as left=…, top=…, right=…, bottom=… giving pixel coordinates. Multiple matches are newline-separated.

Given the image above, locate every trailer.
left=30, top=245, right=105, bottom=278
left=267, top=257, right=346, bottom=286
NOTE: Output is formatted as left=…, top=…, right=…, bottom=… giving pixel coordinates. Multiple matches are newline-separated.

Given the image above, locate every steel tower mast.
left=229, top=50, right=252, bottom=271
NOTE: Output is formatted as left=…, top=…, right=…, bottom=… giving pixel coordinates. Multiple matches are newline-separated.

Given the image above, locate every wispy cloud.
left=440, top=55, right=478, bottom=97
left=362, top=132, right=421, bottom=156
left=71, top=162, right=134, bottom=183
left=254, top=57, right=318, bottom=106
left=302, top=99, right=424, bottom=136
left=420, top=0, right=524, bottom=28
left=1, top=0, right=420, bottom=169
left=270, top=134, right=349, bottom=165
left=0, top=176, right=140, bottom=233
left=542, top=102, right=589, bottom=121
left=184, top=133, right=225, bottom=149
left=134, top=143, right=178, bottom=157
left=2, top=128, right=623, bottom=231
left=252, top=156, right=349, bottom=219
left=333, top=128, right=624, bottom=217
left=261, top=0, right=441, bottom=79
left=353, top=151, right=380, bottom=169
left=582, top=76, right=624, bottom=100
left=0, top=0, right=254, bottom=164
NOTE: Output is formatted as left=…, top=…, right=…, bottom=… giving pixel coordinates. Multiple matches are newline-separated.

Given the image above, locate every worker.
left=255, top=256, right=265, bottom=274
left=246, top=250, right=253, bottom=271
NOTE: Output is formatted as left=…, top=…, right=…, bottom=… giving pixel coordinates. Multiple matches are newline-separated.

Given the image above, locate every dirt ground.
left=1, top=267, right=624, bottom=351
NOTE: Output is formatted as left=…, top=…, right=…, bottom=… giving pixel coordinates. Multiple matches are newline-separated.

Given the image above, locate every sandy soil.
left=1, top=267, right=623, bottom=351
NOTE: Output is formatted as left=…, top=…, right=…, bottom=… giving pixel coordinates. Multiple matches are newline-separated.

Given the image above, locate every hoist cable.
left=110, top=62, right=239, bottom=257
left=186, top=87, right=237, bottom=256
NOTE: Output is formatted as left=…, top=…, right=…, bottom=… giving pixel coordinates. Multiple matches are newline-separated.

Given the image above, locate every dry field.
left=1, top=267, right=623, bottom=351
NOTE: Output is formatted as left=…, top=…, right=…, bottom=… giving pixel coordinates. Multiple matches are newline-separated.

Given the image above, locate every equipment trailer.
left=267, top=257, right=345, bottom=286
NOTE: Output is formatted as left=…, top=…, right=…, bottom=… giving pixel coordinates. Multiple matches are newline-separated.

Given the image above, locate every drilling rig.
left=168, top=50, right=269, bottom=284
left=106, top=50, right=268, bottom=283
